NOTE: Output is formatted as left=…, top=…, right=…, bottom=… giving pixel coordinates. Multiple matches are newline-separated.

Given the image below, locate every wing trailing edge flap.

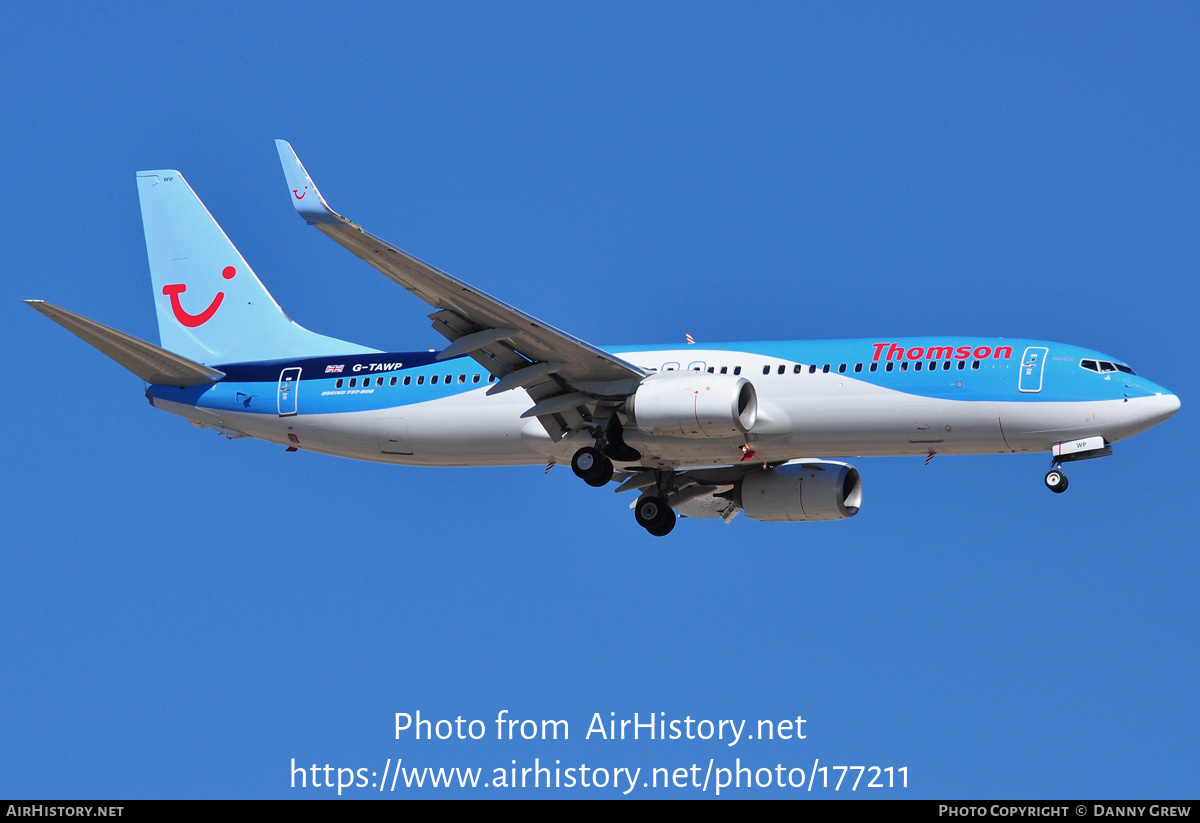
left=275, top=140, right=645, bottom=439
left=25, top=300, right=224, bottom=387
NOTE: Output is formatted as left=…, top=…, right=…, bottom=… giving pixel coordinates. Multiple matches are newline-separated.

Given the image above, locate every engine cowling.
left=739, top=461, right=862, bottom=522
left=625, top=373, right=757, bottom=438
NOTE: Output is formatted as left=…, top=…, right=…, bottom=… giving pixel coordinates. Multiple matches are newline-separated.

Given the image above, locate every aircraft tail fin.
left=136, top=170, right=377, bottom=365
left=25, top=300, right=224, bottom=386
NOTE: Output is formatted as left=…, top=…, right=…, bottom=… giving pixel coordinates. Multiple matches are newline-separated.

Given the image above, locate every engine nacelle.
left=625, top=373, right=757, bottom=438
left=739, top=461, right=862, bottom=522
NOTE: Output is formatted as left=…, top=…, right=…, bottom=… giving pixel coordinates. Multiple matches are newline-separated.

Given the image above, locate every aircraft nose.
left=1137, top=392, right=1181, bottom=427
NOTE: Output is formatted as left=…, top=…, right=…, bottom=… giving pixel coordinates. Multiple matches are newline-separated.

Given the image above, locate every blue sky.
left=2, top=2, right=1197, bottom=798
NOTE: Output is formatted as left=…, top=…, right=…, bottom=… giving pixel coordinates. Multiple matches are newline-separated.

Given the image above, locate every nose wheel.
left=1044, top=468, right=1069, bottom=494
left=571, top=446, right=614, bottom=487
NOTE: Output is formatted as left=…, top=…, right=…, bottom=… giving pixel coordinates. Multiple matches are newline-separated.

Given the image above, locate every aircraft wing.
left=275, top=140, right=645, bottom=439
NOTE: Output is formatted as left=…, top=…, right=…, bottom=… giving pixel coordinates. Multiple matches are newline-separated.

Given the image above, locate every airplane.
left=26, top=141, right=1181, bottom=537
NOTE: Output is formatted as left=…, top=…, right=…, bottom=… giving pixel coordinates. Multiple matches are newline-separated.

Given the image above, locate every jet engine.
left=624, top=373, right=757, bottom=438
left=739, top=461, right=862, bottom=522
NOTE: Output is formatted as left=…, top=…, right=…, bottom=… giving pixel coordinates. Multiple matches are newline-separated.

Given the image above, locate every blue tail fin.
left=137, top=170, right=377, bottom=365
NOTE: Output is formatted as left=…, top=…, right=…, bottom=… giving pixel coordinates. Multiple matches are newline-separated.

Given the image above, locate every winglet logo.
left=163, top=266, right=236, bottom=327
left=293, top=186, right=308, bottom=200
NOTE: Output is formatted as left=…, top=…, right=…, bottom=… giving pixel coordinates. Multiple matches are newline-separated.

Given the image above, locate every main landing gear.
left=1044, top=466, right=1069, bottom=494
left=571, top=446, right=614, bottom=487
left=570, top=418, right=638, bottom=488
left=570, top=418, right=675, bottom=536
left=635, top=493, right=676, bottom=537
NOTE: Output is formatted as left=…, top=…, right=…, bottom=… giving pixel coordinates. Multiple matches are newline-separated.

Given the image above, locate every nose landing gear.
left=1044, top=466, right=1069, bottom=494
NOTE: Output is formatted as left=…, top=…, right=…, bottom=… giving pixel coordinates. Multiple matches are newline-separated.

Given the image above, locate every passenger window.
left=957, top=361, right=965, bottom=370
left=943, top=361, right=951, bottom=370
left=793, top=364, right=802, bottom=374
left=458, top=374, right=466, bottom=383
left=403, top=376, right=411, bottom=386
left=777, top=365, right=786, bottom=375
left=336, top=378, right=343, bottom=388
left=720, top=366, right=728, bottom=374
left=809, top=364, right=817, bottom=374
left=376, top=377, right=383, bottom=386
left=869, top=363, right=877, bottom=373
left=707, top=366, right=715, bottom=373
left=734, top=366, right=742, bottom=375
left=445, top=375, right=451, bottom=383
left=663, top=362, right=679, bottom=372
left=914, top=362, right=923, bottom=371
left=488, top=375, right=496, bottom=383
left=431, top=375, right=439, bottom=384
left=350, top=377, right=357, bottom=387
left=972, top=360, right=980, bottom=369
left=838, top=363, right=846, bottom=374
left=900, top=362, right=908, bottom=371
left=417, top=376, right=425, bottom=385
left=854, top=363, right=862, bottom=373
left=472, top=374, right=481, bottom=383
left=763, top=365, right=771, bottom=375
left=822, top=364, right=830, bottom=374
left=886, top=362, right=894, bottom=372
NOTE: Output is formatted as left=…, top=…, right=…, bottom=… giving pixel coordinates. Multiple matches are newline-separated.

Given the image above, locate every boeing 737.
left=26, top=141, right=1181, bottom=536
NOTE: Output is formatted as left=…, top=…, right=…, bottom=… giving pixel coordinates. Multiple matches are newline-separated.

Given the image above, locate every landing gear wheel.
left=646, top=512, right=676, bottom=537
left=635, top=494, right=674, bottom=533
left=571, top=447, right=613, bottom=487
left=1044, top=469, right=1069, bottom=494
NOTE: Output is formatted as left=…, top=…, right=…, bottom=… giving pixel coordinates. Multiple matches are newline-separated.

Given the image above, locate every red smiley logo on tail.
left=163, top=266, right=236, bottom=327
left=293, top=186, right=308, bottom=200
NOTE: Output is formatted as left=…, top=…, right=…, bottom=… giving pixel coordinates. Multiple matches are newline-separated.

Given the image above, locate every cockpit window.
left=1083, top=359, right=1134, bottom=375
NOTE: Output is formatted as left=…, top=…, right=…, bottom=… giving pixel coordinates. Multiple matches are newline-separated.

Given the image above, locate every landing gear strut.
left=571, top=446, right=613, bottom=487
left=571, top=416, right=636, bottom=488
left=1044, top=466, right=1069, bottom=494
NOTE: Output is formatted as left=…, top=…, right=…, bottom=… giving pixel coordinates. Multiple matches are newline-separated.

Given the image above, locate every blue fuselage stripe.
left=147, top=337, right=1169, bottom=415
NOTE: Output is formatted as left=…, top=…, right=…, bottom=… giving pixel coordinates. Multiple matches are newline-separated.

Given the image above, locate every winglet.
left=274, top=139, right=342, bottom=225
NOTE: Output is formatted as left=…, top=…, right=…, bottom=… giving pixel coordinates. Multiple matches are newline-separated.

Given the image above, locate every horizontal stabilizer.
left=25, top=300, right=224, bottom=387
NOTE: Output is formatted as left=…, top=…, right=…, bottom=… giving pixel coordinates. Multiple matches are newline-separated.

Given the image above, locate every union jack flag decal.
left=325, top=364, right=344, bottom=373
left=685, top=333, right=695, bottom=345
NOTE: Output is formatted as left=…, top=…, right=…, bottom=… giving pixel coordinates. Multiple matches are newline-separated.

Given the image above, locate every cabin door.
left=277, top=367, right=301, bottom=416
left=1019, top=347, right=1048, bottom=393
